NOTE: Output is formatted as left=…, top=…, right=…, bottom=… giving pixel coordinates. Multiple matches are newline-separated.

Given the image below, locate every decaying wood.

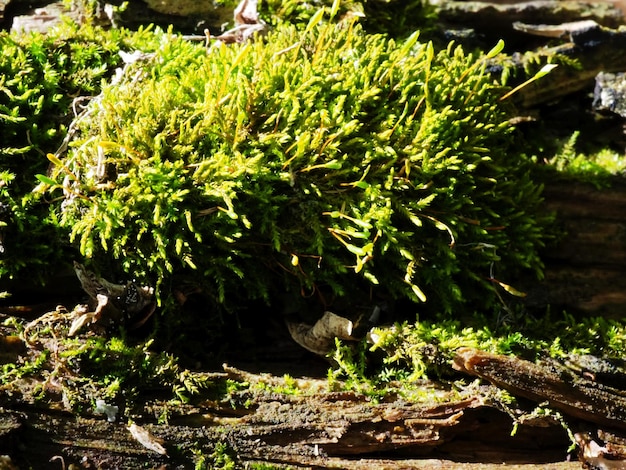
left=525, top=179, right=626, bottom=316
left=453, top=348, right=626, bottom=466
left=594, top=71, right=626, bottom=117
left=508, top=23, right=626, bottom=107
left=0, top=406, right=579, bottom=469
left=575, top=431, right=626, bottom=468
left=1, top=2, right=626, bottom=469
left=0, top=304, right=580, bottom=467
left=437, top=0, right=626, bottom=108
left=438, top=1, right=625, bottom=30
left=512, top=19, right=600, bottom=38
left=0, top=367, right=577, bottom=468
left=453, top=348, right=626, bottom=431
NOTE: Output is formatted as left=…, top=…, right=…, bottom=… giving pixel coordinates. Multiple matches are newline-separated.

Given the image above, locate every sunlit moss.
left=546, top=131, right=626, bottom=185
left=52, top=14, right=550, bottom=320
left=0, top=21, right=163, bottom=283
left=330, top=309, right=626, bottom=390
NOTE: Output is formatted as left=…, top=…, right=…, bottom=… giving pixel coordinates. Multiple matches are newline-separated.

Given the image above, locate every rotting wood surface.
left=527, top=179, right=626, bottom=317
left=453, top=348, right=626, bottom=467
left=0, top=366, right=577, bottom=469
left=453, top=348, right=626, bottom=431
left=438, top=0, right=625, bottom=31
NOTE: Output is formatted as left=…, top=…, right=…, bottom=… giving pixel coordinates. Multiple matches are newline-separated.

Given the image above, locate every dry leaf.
left=128, top=423, right=167, bottom=456
left=234, top=0, right=259, bottom=25
left=213, top=0, right=265, bottom=44
left=68, top=311, right=96, bottom=336
left=287, top=311, right=354, bottom=356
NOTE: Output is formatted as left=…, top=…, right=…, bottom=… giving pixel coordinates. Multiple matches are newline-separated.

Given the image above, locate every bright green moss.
left=545, top=131, right=626, bottom=185
left=0, top=22, right=163, bottom=283
left=261, top=0, right=435, bottom=38
left=329, top=308, right=626, bottom=397
left=53, top=15, right=549, bottom=317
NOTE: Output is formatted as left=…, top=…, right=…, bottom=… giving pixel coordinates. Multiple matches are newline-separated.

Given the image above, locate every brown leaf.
left=234, top=0, right=259, bottom=26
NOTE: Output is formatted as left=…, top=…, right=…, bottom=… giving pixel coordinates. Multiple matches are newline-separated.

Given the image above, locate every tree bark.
left=525, top=178, right=626, bottom=317
left=0, top=367, right=577, bottom=469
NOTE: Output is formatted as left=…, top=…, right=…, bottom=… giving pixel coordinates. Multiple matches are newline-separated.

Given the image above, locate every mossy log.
left=454, top=348, right=626, bottom=431
left=454, top=348, right=626, bottom=467
left=2, top=3, right=626, bottom=469
left=0, top=366, right=577, bottom=469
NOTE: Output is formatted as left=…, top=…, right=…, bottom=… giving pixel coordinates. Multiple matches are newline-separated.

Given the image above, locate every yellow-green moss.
left=52, top=15, right=549, bottom=319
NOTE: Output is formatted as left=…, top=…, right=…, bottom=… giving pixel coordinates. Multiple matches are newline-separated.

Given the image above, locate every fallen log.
left=453, top=348, right=626, bottom=431
left=437, top=0, right=626, bottom=108
left=0, top=370, right=575, bottom=468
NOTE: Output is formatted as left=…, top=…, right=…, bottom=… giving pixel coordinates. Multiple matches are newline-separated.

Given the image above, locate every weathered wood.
left=0, top=307, right=579, bottom=468
left=454, top=348, right=626, bottom=431
left=594, top=71, right=626, bottom=117
left=1, top=2, right=626, bottom=469
left=438, top=1, right=625, bottom=30
left=0, top=321, right=576, bottom=468
left=10, top=2, right=71, bottom=33
left=514, top=25, right=626, bottom=107
left=453, top=348, right=626, bottom=466
left=524, top=179, right=626, bottom=316
left=436, top=0, right=626, bottom=107
left=0, top=374, right=575, bottom=468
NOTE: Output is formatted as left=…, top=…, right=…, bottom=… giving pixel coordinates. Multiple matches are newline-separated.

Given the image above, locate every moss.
left=541, top=131, right=626, bottom=187
left=0, top=21, right=163, bottom=283
left=261, top=0, right=436, bottom=39
left=52, top=15, right=550, bottom=322
left=0, top=306, right=220, bottom=412
left=328, top=308, right=626, bottom=400
left=2, top=5, right=626, bottom=466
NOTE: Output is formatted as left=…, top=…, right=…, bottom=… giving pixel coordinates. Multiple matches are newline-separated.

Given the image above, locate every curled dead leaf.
left=286, top=311, right=354, bottom=356
left=128, top=423, right=167, bottom=456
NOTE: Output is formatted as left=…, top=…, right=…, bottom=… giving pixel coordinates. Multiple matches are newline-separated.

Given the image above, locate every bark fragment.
left=453, top=348, right=626, bottom=431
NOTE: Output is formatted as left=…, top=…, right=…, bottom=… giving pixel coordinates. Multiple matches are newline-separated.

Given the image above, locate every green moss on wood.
left=0, top=22, right=163, bottom=283
left=53, top=16, right=549, bottom=317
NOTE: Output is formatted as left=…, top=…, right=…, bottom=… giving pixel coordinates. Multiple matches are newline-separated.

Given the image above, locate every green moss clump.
left=0, top=310, right=215, bottom=412
left=55, top=16, right=548, bottom=317
left=261, top=0, right=435, bottom=38
left=334, top=309, right=626, bottom=390
left=543, top=131, right=626, bottom=185
left=0, top=22, right=162, bottom=283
